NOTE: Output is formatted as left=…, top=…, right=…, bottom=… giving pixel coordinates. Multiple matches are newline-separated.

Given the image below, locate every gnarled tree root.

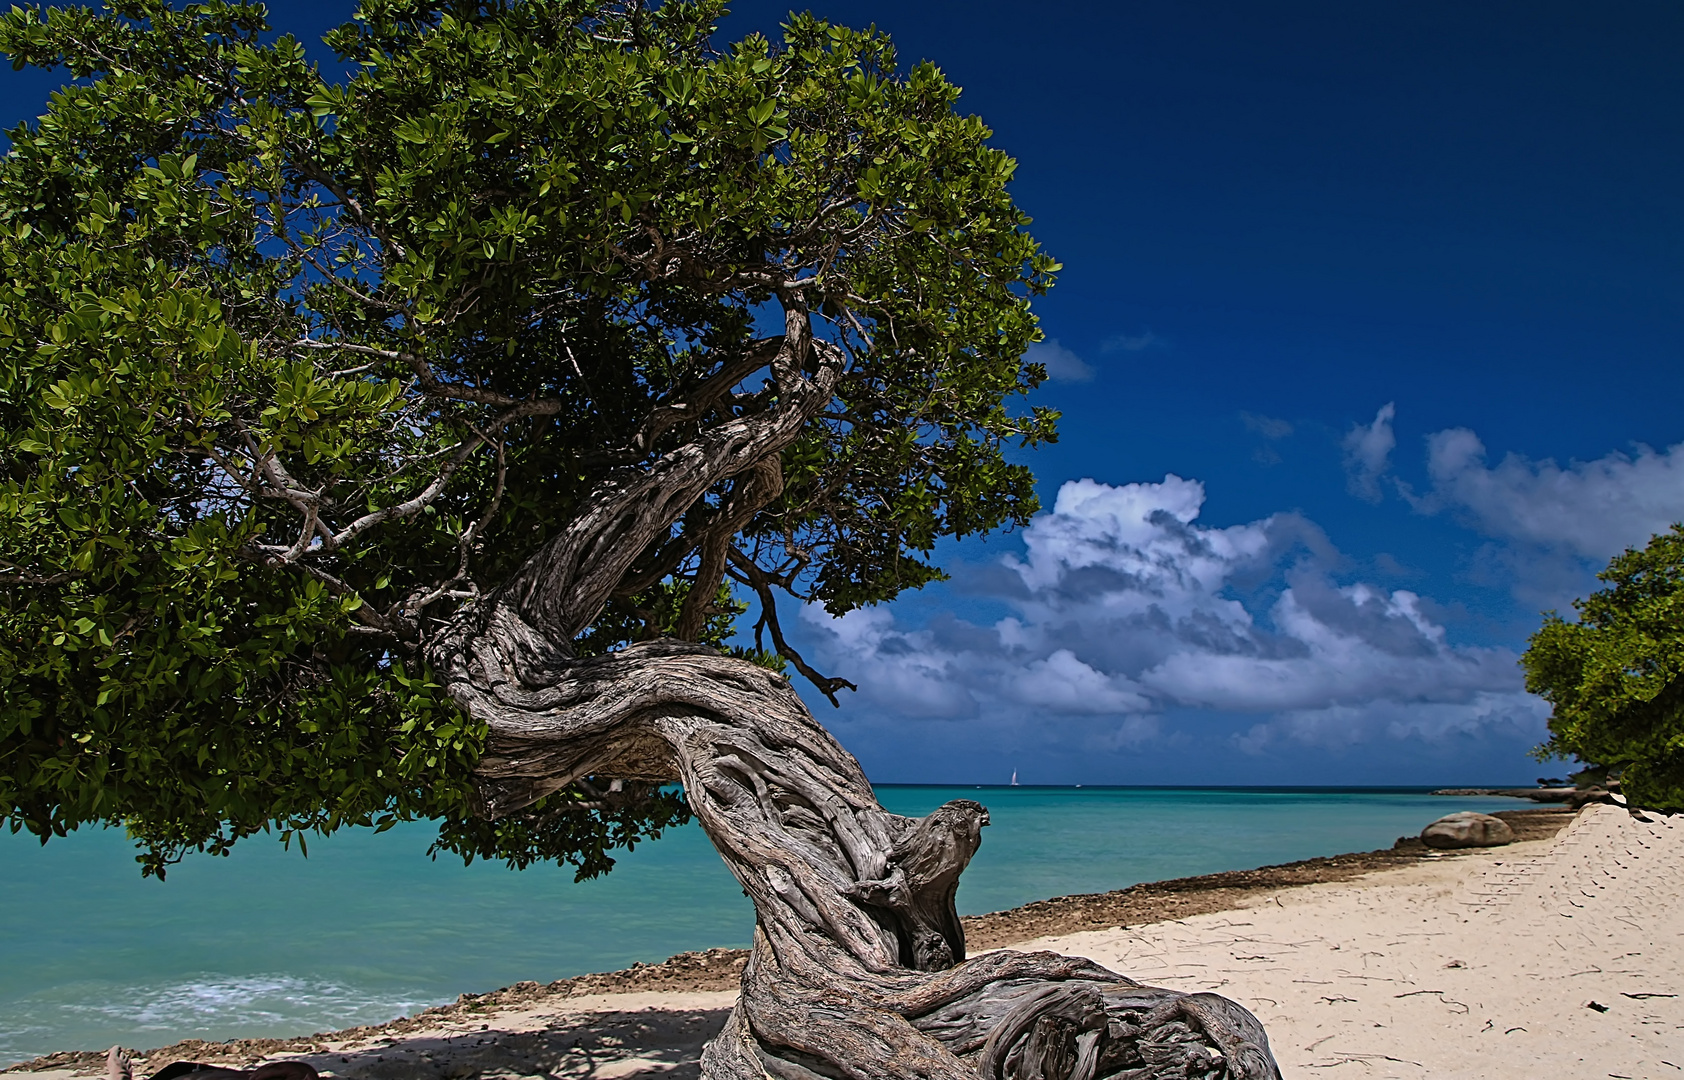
left=439, top=629, right=1281, bottom=1080
left=709, top=939, right=1278, bottom=1080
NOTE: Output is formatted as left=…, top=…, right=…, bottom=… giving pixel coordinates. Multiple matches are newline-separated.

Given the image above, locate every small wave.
left=63, top=973, right=434, bottom=1032
left=1, top=974, right=438, bottom=1067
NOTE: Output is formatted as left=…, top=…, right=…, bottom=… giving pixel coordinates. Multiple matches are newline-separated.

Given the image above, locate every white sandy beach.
left=16, top=803, right=1680, bottom=1079
left=1022, top=802, right=1684, bottom=1078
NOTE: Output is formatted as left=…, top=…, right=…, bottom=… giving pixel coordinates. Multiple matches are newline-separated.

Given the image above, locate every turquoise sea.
left=0, top=786, right=1527, bottom=1065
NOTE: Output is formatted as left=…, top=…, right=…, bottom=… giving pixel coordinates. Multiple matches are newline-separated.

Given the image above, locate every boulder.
left=1420, top=811, right=1514, bottom=849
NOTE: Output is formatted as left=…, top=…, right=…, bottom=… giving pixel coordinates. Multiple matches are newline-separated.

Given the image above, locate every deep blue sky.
left=5, top=2, right=1681, bottom=786
left=730, top=0, right=1684, bottom=786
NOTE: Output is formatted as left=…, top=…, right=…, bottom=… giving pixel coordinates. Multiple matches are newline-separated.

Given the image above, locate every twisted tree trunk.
left=422, top=297, right=1280, bottom=1079
left=433, top=611, right=1282, bottom=1080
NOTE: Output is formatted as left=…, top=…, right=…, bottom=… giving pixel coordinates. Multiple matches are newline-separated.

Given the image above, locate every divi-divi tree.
left=0, top=3, right=1279, bottom=1077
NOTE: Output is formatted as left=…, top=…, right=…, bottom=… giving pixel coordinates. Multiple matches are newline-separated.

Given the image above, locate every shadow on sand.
left=287, top=1007, right=733, bottom=1080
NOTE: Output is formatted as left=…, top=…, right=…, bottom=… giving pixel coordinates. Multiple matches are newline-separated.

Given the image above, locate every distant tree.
left=0, top=3, right=1280, bottom=1076
left=1524, top=525, right=1684, bottom=811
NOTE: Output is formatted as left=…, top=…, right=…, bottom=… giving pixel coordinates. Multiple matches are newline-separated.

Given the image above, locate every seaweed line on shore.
left=3, top=807, right=1574, bottom=1076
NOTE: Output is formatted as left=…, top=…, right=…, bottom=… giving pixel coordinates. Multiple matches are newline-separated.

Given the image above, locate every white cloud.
left=807, top=606, right=977, bottom=719
left=1004, top=649, right=1153, bottom=714
left=1235, top=692, right=1546, bottom=756
left=1342, top=402, right=1396, bottom=502
left=803, top=476, right=1539, bottom=752
left=1139, top=584, right=1506, bottom=713
left=1025, top=338, right=1095, bottom=382
left=1419, top=428, right=1684, bottom=560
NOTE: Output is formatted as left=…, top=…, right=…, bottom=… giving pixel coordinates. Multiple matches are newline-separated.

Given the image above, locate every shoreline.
left=1430, top=785, right=1583, bottom=803
left=3, top=806, right=1574, bottom=1076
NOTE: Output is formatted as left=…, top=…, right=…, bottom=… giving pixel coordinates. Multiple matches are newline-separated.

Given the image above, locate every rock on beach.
left=1420, top=810, right=1514, bottom=848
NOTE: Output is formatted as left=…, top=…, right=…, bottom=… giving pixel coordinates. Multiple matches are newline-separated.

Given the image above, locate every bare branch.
left=0, top=563, right=79, bottom=586
left=401, top=431, right=510, bottom=621
left=328, top=396, right=561, bottom=551
left=726, top=546, right=855, bottom=706
left=293, top=563, right=405, bottom=640
left=295, top=247, right=404, bottom=314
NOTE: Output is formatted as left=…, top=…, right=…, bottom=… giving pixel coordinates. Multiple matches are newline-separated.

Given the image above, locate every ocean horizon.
left=1, top=785, right=1531, bottom=1065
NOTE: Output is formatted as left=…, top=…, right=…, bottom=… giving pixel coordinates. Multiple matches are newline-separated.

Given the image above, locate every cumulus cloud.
left=1342, top=403, right=1396, bottom=502
left=803, top=476, right=1542, bottom=752
left=1025, top=338, right=1095, bottom=382
left=1418, top=428, right=1684, bottom=560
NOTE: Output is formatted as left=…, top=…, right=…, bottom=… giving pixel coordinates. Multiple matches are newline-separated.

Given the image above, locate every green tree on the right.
left=1524, top=525, right=1684, bottom=811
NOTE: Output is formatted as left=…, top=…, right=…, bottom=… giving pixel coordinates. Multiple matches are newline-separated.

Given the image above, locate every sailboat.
left=1010, top=770, right=1019, bottom=786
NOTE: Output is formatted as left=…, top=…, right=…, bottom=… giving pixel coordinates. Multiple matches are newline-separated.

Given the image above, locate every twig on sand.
left=1393, top=989, right=1469, bottom=1013
left=1305, top=1052, right=1424, bottom=1069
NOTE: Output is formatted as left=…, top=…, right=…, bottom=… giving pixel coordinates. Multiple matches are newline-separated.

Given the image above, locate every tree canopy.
left=0, top=0, right=1059, bottom=876
left=1523, top=525, right=1684, bottom=811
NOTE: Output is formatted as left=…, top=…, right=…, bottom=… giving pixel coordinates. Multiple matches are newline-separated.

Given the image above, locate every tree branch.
left=674, top=455, right=784, bottom=641
left=293, top=338, right=535, bottom=410
left=0, top=563, right=79, bottom=586
left=727, top=546, right=856, bottom=706
left=634, top=337, right=784, bottom=452
left=328, top=396, right=561, bottom=552
left=489, top=296, right=842, bottom=646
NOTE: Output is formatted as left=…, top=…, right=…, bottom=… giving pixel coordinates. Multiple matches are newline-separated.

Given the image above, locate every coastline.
left=4, top=806, right=1576, bottom=1077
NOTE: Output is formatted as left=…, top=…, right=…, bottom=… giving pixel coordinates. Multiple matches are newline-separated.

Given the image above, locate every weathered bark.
left=423, top=287, right=1279, bottom=1079
left=433, top=620, right=1281, bottom=1080
left=493, top=303, right=838, bottom=646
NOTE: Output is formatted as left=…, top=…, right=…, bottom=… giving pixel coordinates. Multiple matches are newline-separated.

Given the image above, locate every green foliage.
left=1523, top=525, right=1684, bottom=811
left=0, top=0, right=1056, bottom=874
left=727, top=645, right=786, bottom=672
